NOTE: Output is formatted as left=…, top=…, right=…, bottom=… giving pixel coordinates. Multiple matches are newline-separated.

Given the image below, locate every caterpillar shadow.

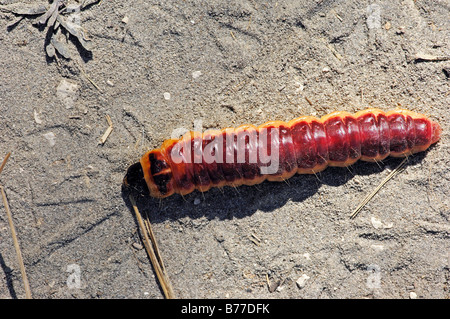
left=121, top=152, right=429, bottom=224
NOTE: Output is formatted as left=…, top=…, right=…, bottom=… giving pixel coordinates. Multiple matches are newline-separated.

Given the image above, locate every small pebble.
left=276, top=285, right=284, bottom=292
left=409, top=292, right=417, bottom=299
left=371, top=244, right=384, bottom=252
left=122, top=16, right=129, bottom=24
left=396, top=26, right=406, bottom=34
left=268, top=280, right=280, bottom=293
left=192, top=70, right=202, bottom=79
left=43, top=132, right=56, bottom=147
left=371, top=217, right=393, bottom=229
left=163, top=92, right=171, bottom=100
left=371, top=217, right=383, bottom=229
left=293, top=81, right=304, bottom=92
left=106, top=80, right=115, bottom=87
left=296, top=274, right=310, bottom=289
left=34, top=109, right=43, bottom=124
left=132, top=242, right=143, bottom=250
left=193, top=198, right=201, bottom=205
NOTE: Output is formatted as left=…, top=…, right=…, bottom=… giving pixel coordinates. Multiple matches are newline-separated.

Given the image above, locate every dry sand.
left=0, top=0, right=448, bottom=298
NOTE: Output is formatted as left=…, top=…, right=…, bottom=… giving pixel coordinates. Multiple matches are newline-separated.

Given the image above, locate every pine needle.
left=350, top=157, right=407, bottom=219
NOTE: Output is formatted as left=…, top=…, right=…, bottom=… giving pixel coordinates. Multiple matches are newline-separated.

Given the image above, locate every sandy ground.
left=0, top=0, right=449, bottom=299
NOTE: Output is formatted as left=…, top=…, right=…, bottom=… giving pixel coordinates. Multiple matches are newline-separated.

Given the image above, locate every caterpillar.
left=124, top=108, right=441, bottom=198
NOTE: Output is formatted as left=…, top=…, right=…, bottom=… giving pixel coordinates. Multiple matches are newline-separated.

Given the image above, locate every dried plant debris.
left=1, top=0, right=101, bottom=59
left=0, top=3, right=48, bottom=16
left=414, top=53, right=450, bottom=63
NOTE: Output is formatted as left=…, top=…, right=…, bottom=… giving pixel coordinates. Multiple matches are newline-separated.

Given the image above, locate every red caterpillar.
left=124, top=109, right=441, bottom=198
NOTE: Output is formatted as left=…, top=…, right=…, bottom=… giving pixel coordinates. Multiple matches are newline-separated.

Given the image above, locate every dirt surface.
left=0, top=0, right=449, bottom=299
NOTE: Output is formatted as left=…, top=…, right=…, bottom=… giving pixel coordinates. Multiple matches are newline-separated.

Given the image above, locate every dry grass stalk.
left=0, top=152, right=11, bottom=176
left=129, top=195, right=174, bottom=298
left=350, top=157, right=408, bottom=219
left=0, top=152, right=32, bottom=298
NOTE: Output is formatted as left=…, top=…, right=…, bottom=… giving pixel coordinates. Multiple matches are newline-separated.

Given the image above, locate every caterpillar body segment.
left=124, top=108, right=441, bottom=198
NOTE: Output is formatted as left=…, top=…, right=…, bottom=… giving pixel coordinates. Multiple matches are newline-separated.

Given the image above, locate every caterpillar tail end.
left=123, top=162, right=150, bottom=196
left=431, top=121, right=442, bottom=145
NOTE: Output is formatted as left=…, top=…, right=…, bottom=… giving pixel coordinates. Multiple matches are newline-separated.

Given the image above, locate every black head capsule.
left=123, top=162, right=150, bottom=196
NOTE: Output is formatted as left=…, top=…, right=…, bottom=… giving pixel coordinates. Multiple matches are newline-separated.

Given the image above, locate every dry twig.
left=98, top=115, right=113, bottom=145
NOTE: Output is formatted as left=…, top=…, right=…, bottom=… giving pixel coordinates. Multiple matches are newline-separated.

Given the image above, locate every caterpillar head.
left=123, top=162, right=149, bottom=196
left=123, top=150, right=175, bottom=198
